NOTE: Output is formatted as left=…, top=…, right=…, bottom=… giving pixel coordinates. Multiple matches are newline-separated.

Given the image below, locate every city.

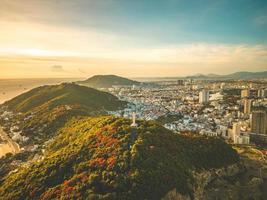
left=108, top=79, right=267, bottom=146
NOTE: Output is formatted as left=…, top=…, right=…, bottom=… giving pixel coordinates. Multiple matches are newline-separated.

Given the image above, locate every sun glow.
left=19, top=48, right=52, bottom=57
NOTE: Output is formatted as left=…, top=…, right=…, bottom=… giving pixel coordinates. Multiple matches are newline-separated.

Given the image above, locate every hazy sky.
left=0, top=0, right=267, bottom=78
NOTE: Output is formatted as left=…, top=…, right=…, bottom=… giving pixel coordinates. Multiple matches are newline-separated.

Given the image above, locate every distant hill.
left=225, top=71, right=267, bottom=79
left=3, top=83, right=126, bottom=143
left=0, top=116, right=239, bottom=200
left=4, top=83, right=124, bottom=112
left=186, top=71, right=267, bottom=80
left=77, top=75, right=141, bottom=88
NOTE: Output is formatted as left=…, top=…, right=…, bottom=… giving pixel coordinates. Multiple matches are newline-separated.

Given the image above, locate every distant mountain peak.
left=77, top=74, right=141, bottom=88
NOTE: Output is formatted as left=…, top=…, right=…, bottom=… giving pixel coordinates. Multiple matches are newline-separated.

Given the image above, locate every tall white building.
left=199, top=90, right=209, bottom=104
left=233, top=123, right=241, bottom=137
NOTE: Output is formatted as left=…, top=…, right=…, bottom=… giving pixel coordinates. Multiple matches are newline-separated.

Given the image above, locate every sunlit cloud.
left=0, top=21, right=124, bottom=56
left=1, top=43, right=266, bottom=78
left=0, top=0, right=266, bottom=78
left=51, top=65, right=64, bottom=72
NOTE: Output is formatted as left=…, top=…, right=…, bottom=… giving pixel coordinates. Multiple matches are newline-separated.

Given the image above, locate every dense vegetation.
left=77, top=75, right=140, bottom=88
left=3, top=83, right=126, bottom=143
left=0, top=116, right=239, bottom=200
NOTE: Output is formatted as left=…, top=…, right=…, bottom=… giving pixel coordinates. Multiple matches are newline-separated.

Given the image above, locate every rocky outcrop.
left=162, top=163, right=245, bottom=200
left=162, top=160, right=266, bottom=200
left=163, top=189, right=191, bottom=200
left=193, top=163, right=245, bottom=200
left=192, top=163, right=244, bottom=200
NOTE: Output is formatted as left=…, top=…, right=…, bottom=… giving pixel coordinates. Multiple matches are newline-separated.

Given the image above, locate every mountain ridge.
left=186, top=71, right=267, bottom=80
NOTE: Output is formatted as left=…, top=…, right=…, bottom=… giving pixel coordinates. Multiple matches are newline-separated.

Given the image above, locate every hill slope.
left=0, top=116, right=239, bottom=200
left=77, top=75, right=140, bottom=88
left=3, top=83, right=126, bottom=143
left=4, top=83, right=124, bottom=112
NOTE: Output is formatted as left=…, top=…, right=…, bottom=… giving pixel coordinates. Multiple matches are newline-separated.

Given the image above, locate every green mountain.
left=3, top=83, right=126, bottom=143
left=0, top=116, right=239, bottom=200
left=77, top=75, right=140, bottom=88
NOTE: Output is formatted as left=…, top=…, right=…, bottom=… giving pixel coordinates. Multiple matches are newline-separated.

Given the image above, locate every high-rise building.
left=241, top=89, right=250, bottom=98
left=243, top=99, right=252, bottom=114
left=199, top=90, right=209, bottom=104
left=229, top=122, right=242, bottom=143
left=177, top=80, right=184, bottom=86
left=258, top=89, right=267, bottom=98
left=251, top=111, right=267, bottom=135
left=233, top=122, right=241, bottom=136
left=258, top=89, right=263, bottom=98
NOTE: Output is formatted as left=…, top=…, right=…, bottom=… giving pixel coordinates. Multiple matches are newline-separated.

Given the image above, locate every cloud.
left=88, top=43, right=267, bottom=65
left=78, top=68, right=87, bottom=74
left=51, top=65, right=64, bottom=72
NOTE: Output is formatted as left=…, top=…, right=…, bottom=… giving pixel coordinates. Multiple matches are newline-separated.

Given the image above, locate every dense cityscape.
left=108, top=79, right=267, bottom=146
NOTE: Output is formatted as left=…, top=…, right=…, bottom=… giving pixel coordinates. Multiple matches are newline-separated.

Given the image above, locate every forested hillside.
left=0, top=116, right=239, bottom=200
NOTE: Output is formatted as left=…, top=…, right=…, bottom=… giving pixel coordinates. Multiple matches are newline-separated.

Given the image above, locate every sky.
left=0, top=0, right=267, bottom=78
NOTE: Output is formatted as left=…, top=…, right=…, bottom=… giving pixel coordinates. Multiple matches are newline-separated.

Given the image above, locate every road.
left=0, top=126, right=20, bottom=158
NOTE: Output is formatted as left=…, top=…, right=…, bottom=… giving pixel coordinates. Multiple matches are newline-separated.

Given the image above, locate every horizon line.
left=1, top=70, right=267, bottom=80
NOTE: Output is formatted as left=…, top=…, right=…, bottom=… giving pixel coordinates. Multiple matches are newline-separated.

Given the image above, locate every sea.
left=0, top=78, right=83, bottom=104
